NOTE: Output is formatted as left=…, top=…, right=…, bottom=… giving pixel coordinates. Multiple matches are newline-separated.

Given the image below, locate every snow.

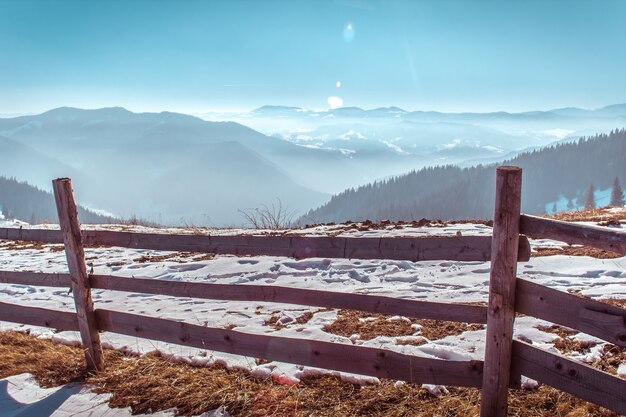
left=0, top=221, right=624, bottom=414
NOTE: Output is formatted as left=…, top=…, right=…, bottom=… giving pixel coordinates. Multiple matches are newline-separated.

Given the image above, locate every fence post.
left=53, top=178, right=104, bottom=372
left=480, top=166, right=522, bottom=417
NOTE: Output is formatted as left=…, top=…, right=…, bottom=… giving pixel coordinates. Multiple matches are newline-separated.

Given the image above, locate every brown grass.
left=134, top=251, right=215, bottom=263
left=0, top=330, right=621, bottom=416
left=532, top=246, right=622, bottom=259
left=264, top=311, right=318, bottom=330
left=546, top=207, right=626, bottom=223
left=536, top=324, right=578, bottom=339
left=552, top=337, right=599, bottom=355
left=539, top=327, right=626, bottom=379
left=0, top=240, right=52, bottom=251
left=322, top=310, right=484, bottom=341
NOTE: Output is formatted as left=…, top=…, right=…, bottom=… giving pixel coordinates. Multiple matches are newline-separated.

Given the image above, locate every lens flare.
left=327, top=96, right=344, bottom=109
left=343, top=23, right=355, bottom=43
left=336, top=81, right=341, bottom=88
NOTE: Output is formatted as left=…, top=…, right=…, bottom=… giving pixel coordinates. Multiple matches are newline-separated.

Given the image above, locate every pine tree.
left=610, top=177, right=624, bottom=207
left=551, top=202, right=557, bottom=213
left=584, top=183, right=596, bottom=210
left=566, top=198, right=574, bottom=210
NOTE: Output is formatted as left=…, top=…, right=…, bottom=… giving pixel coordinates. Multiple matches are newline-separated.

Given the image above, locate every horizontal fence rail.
left=0, top=271, right=71, bottom=287
left=511, top=340, right=626, bottom=415
left=0, top=300, right=79, bottom=331
left=0, top=270, right=488, bottom=324
left=516, top=278, right=626, bottom=347
left=96, top=309, right=484, bottom=387
left=520, top=214, right=626, bottom=255
left=0, top=227, right=532, bottom=262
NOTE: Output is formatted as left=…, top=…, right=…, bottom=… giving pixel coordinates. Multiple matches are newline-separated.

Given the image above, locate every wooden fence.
left=0, top=168, right=625, bottom=416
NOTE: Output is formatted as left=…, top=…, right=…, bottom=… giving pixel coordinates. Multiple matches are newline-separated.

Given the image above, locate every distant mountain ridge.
left=247, top=102, right=626, bottom=119
left=300, top=129, right=626, bottom=223
left=0, top=107, right=334, bottom=225
left=198, top=102, right=626, bottom=177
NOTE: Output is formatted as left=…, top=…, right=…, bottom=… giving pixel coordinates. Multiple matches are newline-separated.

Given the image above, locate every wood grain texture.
left=0, top=270, right=71, bottom=287
left=53, top=178, right=104, bottom=372
left=90, top=274, right=488, bottom=324
left=511, top=340, right=626, bottom=415
left=0, top=301, right=79, bottom=331
left=0, top=227, right=63, bottom=243
left=481, top=166, right=523, bottom=417
left=516, top=278, right=626, bottom=347
left=96, top=308, right=484, bottom=387
left=0, top=227, right=532, bottom=262
left=520, top=214, right=626, bottom=255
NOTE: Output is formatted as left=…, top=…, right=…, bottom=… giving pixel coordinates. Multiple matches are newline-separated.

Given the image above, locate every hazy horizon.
left=3, top=99, right=626, bottom=120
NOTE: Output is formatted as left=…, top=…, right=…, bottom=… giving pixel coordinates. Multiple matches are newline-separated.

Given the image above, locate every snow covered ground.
left=0, top=218, right=624, bottom=415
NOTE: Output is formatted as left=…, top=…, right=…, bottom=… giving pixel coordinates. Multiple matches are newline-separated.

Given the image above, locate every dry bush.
left=238, top=199, right=296, bottom=229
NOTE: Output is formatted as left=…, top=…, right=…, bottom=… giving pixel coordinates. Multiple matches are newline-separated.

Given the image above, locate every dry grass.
left=0, top=330, right=621, bottom=416
left=552, top=337, right=599, bottom=355
left=0, top=240, right=53, bottom=251
left=133, top=251, right=215, bottom=263
left=322, top=310, right=484, bottom=341
left=264, top=311, right=316, bottom=330
left=0, top=331, right=87, bottom=387
left=546, top=207, right=626, bottom=223
left=536, top=324, right=578, bottom=339
left=532, top=246, right=622, bottom=259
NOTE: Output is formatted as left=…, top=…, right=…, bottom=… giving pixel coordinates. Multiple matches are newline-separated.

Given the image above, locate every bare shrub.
left=238, top=199, right=296, bottom=229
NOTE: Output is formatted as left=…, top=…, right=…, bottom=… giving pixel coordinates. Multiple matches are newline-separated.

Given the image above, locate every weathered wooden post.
left=53, top=178, right=104, bottom=372
left=480, top=166, right=522, bottom=417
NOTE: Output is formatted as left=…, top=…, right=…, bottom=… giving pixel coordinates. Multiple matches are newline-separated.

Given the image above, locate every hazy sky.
left=2, top=0, right=626, bottom=114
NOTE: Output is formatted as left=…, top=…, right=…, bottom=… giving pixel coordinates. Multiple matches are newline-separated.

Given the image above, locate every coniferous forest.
left=0, top=176, right=114, bottom=224
left=301, top=129, right=626, bottom=223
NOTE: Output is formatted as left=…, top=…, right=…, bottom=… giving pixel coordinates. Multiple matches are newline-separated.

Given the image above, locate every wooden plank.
left=520, top=214, right=626, bottom=255
left=96, top=308, right=484, bottom=387
left=0, top=301, right=79, bottom=331
left=84, top=231, right=504, bottom=261
left=0, top=270, right=71, bottom=287
left=0, top=228, right=63, bottom=243
left=53, top=178, right=104, bottom=372
left=90, top=274, right=488, bottom=324
left=0, top=227, right=531, bottom=262
left=481, top=166, right=523, bottom=417
left=511, top=340, right=626, bottom=415
left=516, top=278, right=626, bottom=347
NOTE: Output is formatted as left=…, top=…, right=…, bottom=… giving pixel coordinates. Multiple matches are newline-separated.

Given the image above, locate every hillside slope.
left=0, top=108, right=333, bottom=224
left=0, top=176, right=114, bottom=224
left=301, top=129, right=626, bottom=223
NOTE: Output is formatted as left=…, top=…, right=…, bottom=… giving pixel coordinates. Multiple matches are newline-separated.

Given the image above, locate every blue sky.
left=1, top=0, right=625, bottom=114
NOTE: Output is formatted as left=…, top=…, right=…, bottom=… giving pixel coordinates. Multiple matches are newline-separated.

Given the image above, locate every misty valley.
left=0, top=105, right=625, bottom=226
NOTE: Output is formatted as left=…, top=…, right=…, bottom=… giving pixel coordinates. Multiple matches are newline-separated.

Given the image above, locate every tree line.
left=0, top=176, right=115, bottom=224
left=301, top=128, right=626, bottom=223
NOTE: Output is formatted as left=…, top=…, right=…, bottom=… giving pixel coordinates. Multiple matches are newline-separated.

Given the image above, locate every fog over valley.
left=0, top=104, right=624, bottom=225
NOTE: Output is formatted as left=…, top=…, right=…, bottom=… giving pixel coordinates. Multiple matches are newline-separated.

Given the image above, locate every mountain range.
left=1, top=104, right=625, bottom=225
